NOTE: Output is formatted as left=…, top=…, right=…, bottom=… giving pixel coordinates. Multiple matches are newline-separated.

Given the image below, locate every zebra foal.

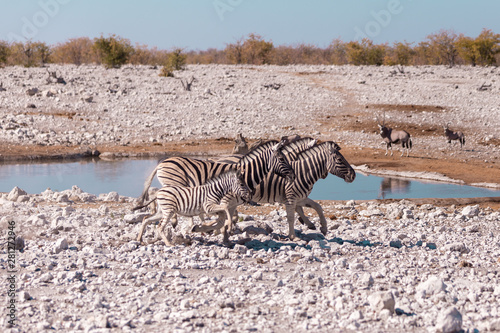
left=136, top=171, right=252, bottom=245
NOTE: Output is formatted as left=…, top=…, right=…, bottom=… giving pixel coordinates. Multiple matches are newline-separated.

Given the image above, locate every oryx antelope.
left=377, top=114, right=412, bottom=157
left=135, top=171, right=252, bottom=245
left=444, top=123, right=465, bottom=148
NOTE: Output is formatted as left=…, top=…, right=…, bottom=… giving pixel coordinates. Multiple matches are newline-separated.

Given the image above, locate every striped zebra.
left=135, top=140, right=295, bottom=228
left=197, top=141, right=356, bottom=240
left=203, top=136, right=318, bottom=226
left=135, top=171, right=252, bottom=245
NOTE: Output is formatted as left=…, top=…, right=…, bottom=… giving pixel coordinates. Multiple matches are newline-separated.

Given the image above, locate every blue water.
left=0, top=158, right=499, bottom=200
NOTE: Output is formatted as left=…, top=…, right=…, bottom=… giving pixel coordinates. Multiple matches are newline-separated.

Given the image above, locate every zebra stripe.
left=137, top=140, right=294, bottom=206
left=200, top=141, right=355, bottom=240
left=137, top=171, right=251, bottom=245
left=257, top=141, right=355, bottom=239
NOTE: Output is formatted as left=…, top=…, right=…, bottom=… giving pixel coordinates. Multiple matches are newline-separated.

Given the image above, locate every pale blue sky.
left=1, top=0, right=499, bottom=50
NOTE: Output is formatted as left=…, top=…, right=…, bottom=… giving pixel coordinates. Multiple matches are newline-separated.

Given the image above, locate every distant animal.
left=377, top=114, right=412, bottom=157
left=444, top=123, right=465, bottom=148
left=135, top=171, right=252, bottom=245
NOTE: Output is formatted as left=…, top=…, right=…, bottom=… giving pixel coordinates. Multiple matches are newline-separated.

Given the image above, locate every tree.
left=345, top=39, right=385, bottom=65
left=473, top=28, right=500, bottom=66
left=93, top=34, right=134, bottom=68
left=225, top=38, right=244, bottom=64
left=456, top=34, right=477, bottom=65
left=345, top=40, right=366, bottom=65
left=51, top=37, right=95, bottom=65
left=159, top=48, right=186, bottom=77
left=328, top=38, right=347, bottom=65
left=384, top=41, right=413, bottom=66
left=426, top=30, right=458, bottom=66
left=242, top=33, right=273, bottom=65
left=0, top=41, right=9, bottom=65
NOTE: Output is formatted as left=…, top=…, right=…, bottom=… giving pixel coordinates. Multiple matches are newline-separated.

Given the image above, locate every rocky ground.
left=1, top=187, right=499, bottom=332
left=0, top=64, right=499, bottom=332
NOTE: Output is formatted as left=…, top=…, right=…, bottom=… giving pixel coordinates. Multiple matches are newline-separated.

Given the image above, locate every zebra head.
left=228, top=170, right=252, bottom=203
left=271, top=142, right=296, bottom=182
left=327, top=142, right=356, bottom=183
left=233, top=170, right=253, bottom=202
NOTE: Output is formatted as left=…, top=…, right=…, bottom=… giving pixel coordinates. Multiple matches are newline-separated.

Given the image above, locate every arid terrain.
left=1, top=64, right=499, bottom=332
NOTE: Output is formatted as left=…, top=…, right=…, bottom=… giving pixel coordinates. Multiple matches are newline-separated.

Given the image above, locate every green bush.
left=93, top=34, right=134, bottom=68
left=159, top=48, right=186, bottom=77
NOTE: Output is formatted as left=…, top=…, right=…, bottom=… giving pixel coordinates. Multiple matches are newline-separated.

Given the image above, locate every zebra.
left=135, top=171, right=252, bottom=245
left=135, top=140, right=295, bottom=229
left=196, top=141, right=356, bottom=240
left=194, top=136, right=319, bottom=234
left=376, top=113, right=412, bottom=157
left=444, top=123, right=465, bottom=148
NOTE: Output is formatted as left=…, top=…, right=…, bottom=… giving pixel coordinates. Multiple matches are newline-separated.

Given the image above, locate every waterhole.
left=1, top=158, right=499, bottom=200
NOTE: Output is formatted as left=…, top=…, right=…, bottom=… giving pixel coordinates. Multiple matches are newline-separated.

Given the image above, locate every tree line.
left=0, top=29, right=499, bottom=71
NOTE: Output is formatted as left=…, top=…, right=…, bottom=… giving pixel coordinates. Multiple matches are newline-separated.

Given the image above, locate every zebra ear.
left=307, top=139, right=317, bottom=148
left=272, top=142, right=282, bottom=151
left=236, top=166, right=244, bottom=179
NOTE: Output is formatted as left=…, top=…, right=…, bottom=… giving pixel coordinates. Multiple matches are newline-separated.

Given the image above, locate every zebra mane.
left=281, top=137, right=317, bottom=158
left=293, top=141, right=337, bottom=161
left=239, top=140, right=280, bottom=163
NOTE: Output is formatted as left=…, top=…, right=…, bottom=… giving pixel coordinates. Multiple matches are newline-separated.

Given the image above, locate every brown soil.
left=1, top=71, right=498, bottom=209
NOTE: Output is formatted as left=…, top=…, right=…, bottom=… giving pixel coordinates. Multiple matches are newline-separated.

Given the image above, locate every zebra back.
left=280, top=137, right=317, bottom=161
left=236, top=140, right=294, bottom=192
left=156, top=171, right=249, bottom=216
left=156, top=156, right=235, bottom=188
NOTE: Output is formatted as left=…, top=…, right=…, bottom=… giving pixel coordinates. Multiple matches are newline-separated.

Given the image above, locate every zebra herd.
left=133, top=137, right=356, bottom=245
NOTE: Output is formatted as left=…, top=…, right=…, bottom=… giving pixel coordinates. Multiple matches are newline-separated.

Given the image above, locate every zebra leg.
left=222, top=208, right=233, bottom=244
left=295, top=205, right=316, bottom=230
left=300, top=198, right=327, bottom=236
left=171, top=213, right=178, bottom=229
left=136, top=208, right=162, bottom=244
left=156, top=211, right=174, bottom=246
left=286, top=204, right=297, bottom=240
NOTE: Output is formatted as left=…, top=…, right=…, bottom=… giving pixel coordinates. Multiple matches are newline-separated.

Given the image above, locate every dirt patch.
left=322, top=111, right=441, bottom=137
left=21, top=109, right=77, bottom=119
left=366, top=104, right=447, bottom=113
left=478, top=137, right=500, bottom=147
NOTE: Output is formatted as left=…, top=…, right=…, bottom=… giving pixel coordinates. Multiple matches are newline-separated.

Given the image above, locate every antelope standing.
left=444, top=123, right=465, bottom=148
left=377, top=114, right=412, bottom=157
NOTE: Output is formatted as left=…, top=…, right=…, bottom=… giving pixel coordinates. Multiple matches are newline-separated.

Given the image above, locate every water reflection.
left=378, top=177, right=411, bottom=199
left=0, top=158, right=499, bottom=200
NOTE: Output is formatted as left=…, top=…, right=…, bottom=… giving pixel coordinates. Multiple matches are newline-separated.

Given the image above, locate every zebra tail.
left=138, top=165, right=158, bottom=205
left=132, top=197, right=157, bottom=211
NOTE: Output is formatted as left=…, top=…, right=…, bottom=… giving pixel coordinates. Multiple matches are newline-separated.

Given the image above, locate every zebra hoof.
left=320, top=227, right=328, bottom=236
